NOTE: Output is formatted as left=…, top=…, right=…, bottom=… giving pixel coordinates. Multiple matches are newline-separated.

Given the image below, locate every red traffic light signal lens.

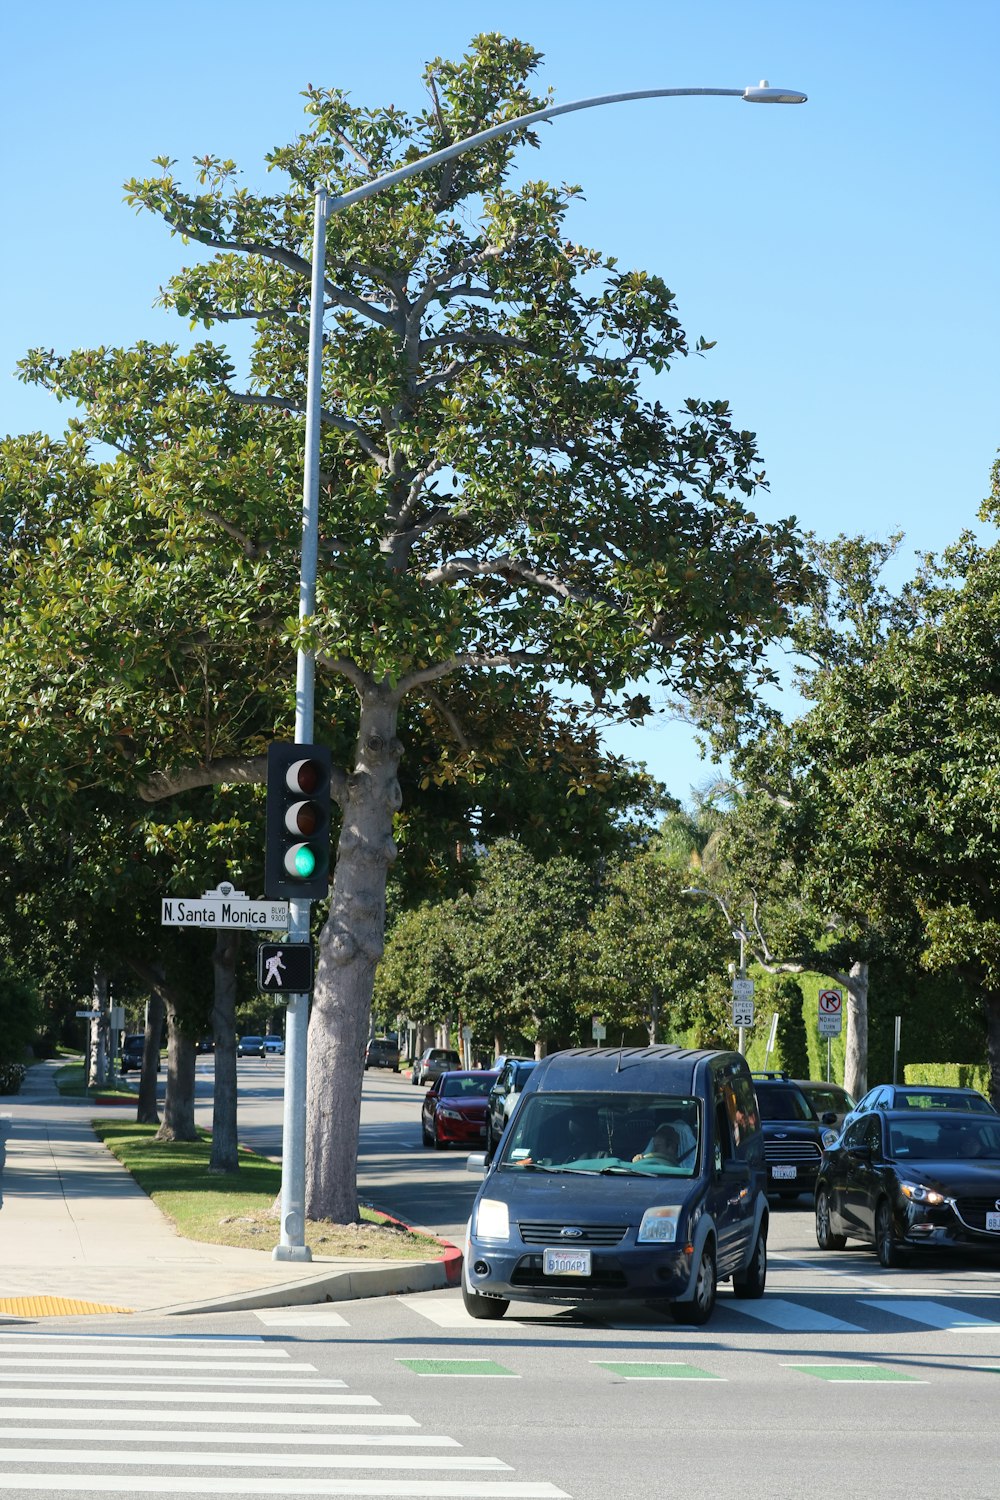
left=286, top=758, right=326, bottom=796
left=284, top=800, right=322, bottom=836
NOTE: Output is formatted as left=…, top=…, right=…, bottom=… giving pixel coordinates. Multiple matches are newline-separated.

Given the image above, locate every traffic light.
left=264, top=743, right=332, bottom=900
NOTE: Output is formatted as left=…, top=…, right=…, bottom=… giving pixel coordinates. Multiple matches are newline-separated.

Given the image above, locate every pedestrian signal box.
left=257, top=942, right=314, bottom=994
left=264, top=742, right=332, bottom=900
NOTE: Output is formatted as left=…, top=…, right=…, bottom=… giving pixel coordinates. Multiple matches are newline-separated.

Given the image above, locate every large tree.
left=5, top=35, right=807, bottom=1220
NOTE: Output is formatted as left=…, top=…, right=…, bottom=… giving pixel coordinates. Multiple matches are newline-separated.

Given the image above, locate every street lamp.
left=274, top=78, right=808, bottom=1260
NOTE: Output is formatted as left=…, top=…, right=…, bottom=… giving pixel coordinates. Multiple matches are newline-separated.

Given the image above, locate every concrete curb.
left=155, top=1254, right=459, bottom=1316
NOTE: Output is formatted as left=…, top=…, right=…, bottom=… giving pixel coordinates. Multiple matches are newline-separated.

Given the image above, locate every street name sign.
left=162, top=882, right=289, bottom=931
left=818, top=988, right=843, bottom=1036
left=75, top=1010, right=101, bottom=1019
left=257, top=943, right=313, bottom=994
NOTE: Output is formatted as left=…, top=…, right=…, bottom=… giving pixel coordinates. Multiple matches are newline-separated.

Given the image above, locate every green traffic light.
left=293, top=845, right=317, bottom=878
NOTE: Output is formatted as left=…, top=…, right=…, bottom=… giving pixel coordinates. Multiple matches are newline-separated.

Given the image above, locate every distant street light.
left=274, top=77, right=809, bottom=1261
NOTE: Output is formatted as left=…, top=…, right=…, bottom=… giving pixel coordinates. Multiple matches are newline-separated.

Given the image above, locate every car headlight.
left=821, top=1129, right=839, bottom=1148
left=899, top=1181, right=946, bottom=1206
left=637, top=1206, right=682, bottom=1244
left=438, top=1106, right=462, bottom=1120
left=475, top=1198, right=510, bottom=1240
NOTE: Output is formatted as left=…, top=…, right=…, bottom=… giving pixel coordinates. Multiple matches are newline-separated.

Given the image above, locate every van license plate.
left=986, top=1212, right=1000, bottom=1232
left=772, top=1165, right=797, bottom=1180
left=543, top=1248, right=591, bottom=1276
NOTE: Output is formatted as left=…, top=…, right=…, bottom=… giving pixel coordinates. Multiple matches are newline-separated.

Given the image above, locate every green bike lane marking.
left=593, top=1362, right=723, bottom=1380
left=785, top=1364, right=927, bottom=1383
left=398, top=1358, right=519, bottom=1377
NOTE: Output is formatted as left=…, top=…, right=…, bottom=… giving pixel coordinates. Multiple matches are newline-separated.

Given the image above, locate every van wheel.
left=462, top=1266, right=509, bottom=1320
left=732, top=1226, right=767, bottom=1300
left=670, top=1242, right=717, bottom=1326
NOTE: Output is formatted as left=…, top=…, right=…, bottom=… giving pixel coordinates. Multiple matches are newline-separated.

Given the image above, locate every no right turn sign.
left=818, top=988, right=843, bottom=1036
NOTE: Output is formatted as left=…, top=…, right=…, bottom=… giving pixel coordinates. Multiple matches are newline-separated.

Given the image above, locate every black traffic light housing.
left=264, top=743, right=332, bottom=901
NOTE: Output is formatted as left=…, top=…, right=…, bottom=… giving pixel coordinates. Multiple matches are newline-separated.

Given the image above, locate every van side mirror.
left=723, top=1158, right=751, bottom=1181
left=821, top=1110, right=838, bottom=1126
left=466, top=1152, right=488, bottom=1175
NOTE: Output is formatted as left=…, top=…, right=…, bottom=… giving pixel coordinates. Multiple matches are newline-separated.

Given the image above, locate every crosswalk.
left=255, top=1288, right=1000, bottom=1338
left=0, top=1332, right=569, bottom=1498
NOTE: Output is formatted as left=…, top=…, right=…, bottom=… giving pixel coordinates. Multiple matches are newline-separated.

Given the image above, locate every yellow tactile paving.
left=0, top=1296, right=133, bottom=1317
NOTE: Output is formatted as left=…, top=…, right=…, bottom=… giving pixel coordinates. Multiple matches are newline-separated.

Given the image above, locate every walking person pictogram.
left=263, top=950, right=286, bottom=987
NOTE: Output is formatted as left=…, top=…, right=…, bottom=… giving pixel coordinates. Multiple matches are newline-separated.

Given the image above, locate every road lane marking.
left=593, top=1361, right=723, bottom=1380
left=726, top=1298, right=864, bottom=1332
left=254, top=1310, right=350, bottom=1327
left=0, top=1408, right=416, bottom=1427
left=0, top=1357, right=309, bottom=1373
left=0, top=1449, right=510, bottom=1472
left=862, top=1299, right=1000, bottom=1331
left=0, top=1389, right=378, bottom=1405
left=397, top=1359, right=518, bottom=1378
left=0, top=1429, right=459, bottom=1447
left=0, top=1374, right=346, bottom=1388
left=784, top=1364, right=926, bottom=1383
left=397, top=1297, right=523, bottom=1329
left=0, top=1481, right=569, bottom=1496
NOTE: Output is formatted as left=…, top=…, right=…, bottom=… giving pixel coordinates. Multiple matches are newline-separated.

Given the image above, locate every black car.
left=752, top=1074, right=840, bottom=1201
left=841, top=1082, right=996, bottom=1137
left=365, top=1036, right=400, bottom=1072
left=119, top=1034, right=160, bottom=1074
left=485, top=1059, right=539, bottom=1159
left=815, top=1108, right=1000, bottom=1266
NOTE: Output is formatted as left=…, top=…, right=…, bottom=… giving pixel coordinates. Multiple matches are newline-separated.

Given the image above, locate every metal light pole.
left=274, top=78, right=808, bottom=1259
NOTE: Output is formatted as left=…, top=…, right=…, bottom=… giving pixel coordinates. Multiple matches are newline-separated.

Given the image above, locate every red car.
left=421, top=1070, right=499, bottom=1149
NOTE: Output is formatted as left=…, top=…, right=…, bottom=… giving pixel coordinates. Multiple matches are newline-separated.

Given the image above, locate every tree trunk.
left=136, top=990, right=165, bottom=1126
left=89, top=969, right=109, bottom=1088
left=306, top=688, right=401, bottom=1223
left=209, top=930, right=241, bottom=1173
left=843, top=958, right=870, bottom=1099
left=156, top=1000, right=198, bottom=1142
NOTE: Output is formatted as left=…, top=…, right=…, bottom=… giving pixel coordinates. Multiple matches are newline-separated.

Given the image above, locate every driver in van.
left=633, top=1124, right=681, bottom=1165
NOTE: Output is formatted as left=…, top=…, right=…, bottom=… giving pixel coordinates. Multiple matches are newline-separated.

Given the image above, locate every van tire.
left=669, top=1241, right=717, bottom=1326
left=462, top=1265, right=509, bottom=1320
left=732, top=1225, right=767, bottom=1299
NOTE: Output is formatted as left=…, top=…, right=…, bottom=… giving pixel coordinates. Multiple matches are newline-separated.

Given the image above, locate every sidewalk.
left=0, top=1061, right=459, bottom=1321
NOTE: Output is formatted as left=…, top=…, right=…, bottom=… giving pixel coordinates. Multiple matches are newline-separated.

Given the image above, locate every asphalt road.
left=7, top=1058, right=996, bottom=1498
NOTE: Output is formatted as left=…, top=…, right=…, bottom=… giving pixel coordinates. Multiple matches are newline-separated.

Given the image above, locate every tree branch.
left=137, top=755, right=267, bottom=803
left=223, top=387, right=389, bottom=468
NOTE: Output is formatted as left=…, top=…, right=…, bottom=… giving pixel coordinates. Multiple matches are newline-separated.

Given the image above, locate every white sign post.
left=818, top=988, right=843, bottom=1082
left=162, top=882, right=289, bottom=931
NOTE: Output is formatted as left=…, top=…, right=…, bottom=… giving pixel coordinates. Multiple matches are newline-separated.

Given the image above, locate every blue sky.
left=4, top=2, right=998, bottom=803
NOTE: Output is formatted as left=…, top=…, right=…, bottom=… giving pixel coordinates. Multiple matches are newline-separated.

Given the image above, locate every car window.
left=843, top=1117, right=869, bottom=1151
left=889, top=1116, right=1000, bottom=1159
left=755, top=1085, right=815, bottom=1122
left=804, top=1086, right=854, bottom=1115
left=499, top=1092, right=700, bottom=1176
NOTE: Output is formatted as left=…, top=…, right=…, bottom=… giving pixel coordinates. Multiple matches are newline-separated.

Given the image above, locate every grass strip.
left=54, top=1064, right=136, bottom=1100
left=93, top=1119, right=442, bottom=1260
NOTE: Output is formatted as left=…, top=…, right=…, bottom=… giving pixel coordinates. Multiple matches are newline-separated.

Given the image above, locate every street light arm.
left=328, top=84, right=806, bottom=212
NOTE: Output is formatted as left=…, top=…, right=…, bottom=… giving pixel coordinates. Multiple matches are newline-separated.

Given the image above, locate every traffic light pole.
left=273, top=189, right=328, bottom=1263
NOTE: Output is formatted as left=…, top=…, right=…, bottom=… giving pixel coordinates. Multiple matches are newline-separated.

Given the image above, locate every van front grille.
left=517, top=1221, right=628, bottom=1247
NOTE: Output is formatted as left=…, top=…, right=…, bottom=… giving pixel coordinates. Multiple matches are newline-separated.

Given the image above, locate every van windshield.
left=497, top=1092, right=700, bottom=1176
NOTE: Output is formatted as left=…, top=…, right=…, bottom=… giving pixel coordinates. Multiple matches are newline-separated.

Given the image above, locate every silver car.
left=412, top=1047, right=461, bottom=1086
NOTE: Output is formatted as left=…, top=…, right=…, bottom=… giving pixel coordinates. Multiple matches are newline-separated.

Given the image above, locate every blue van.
left=463, top=1045, right=767, bottom=1325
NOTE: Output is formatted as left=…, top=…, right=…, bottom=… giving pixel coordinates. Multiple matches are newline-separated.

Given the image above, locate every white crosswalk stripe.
left=0, top=1331, right=570, bottom=1499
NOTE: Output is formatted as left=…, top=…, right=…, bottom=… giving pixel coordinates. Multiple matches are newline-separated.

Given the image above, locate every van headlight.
left=637, top=1206, right=681, bottom=1243
left=475, top=1198, right=510, bottom=1241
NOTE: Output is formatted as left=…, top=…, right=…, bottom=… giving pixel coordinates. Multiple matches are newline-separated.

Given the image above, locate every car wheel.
left=732, top=1225, right=767, bottom=1300
left=433, top=1122, right=447, bottom=1150
left=462, top=1262, right=509, bottom=1320
left=392, top=1065, right=399, bottom=1073
left=421, top=1120, right=433, bottom=1147
left=875, top=1199, right=903, bottom=1268
left=815, top=1187, right=848, bottom=1251
left=670, top=1241, right=717, bottom=1326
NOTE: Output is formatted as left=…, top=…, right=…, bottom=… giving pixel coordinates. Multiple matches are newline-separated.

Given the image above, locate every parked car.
left=365, top=1035, right=400, bottom=1072
left=841, top=1083, right=996, bottom=1137
left=752, top=1073, right=840, bottom=1201
left=793, top=1079, right=856, bottom=1132
left=237, top=1034, right=265, bottom=1057
left=119, top=1034, right=160, bottom=1074
left=411, top=1047, right=461, bottom=1086
left=463, top=1045, right=768, bottom=1325
left=264, top=1035, right=285, bottom=1055
left=196, top=1037, right=214, bottom=1054
left=815, top=1107, right=1000, bottom=1265
left=422, top=1070, right=499, bottom=1149
left=486, top=1059, right=539, bottom=1159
